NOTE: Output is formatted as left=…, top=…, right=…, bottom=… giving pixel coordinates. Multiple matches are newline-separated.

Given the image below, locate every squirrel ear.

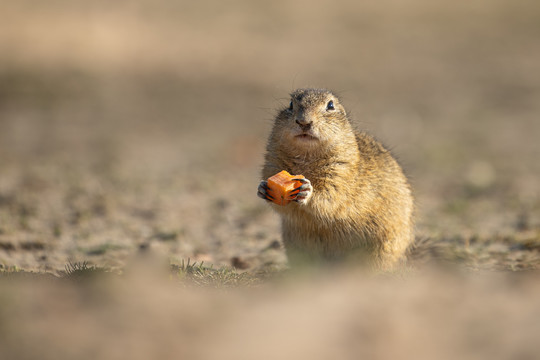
left=289, top=101, right=293, bottom=111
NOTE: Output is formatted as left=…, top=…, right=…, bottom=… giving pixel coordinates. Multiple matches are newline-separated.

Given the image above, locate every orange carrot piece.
left=266, top=170, right=305, bottom=206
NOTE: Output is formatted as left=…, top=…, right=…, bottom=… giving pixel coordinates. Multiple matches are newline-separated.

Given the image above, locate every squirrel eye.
left=326, top=100, right=335, bottom=111
left=289, top=101, right=293, bottom=110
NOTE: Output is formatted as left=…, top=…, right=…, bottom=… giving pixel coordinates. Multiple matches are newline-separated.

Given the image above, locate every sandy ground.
left=0, top=0, right=539, bottom=358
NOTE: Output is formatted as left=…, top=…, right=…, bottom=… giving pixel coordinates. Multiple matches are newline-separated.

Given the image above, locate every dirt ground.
left=0, top=0, right=539, bottom=359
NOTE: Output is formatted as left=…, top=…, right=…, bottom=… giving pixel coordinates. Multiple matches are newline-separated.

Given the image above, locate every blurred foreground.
left=0, top=0, right=538, bottom=273
left=1, top=265, right=539, bottom=360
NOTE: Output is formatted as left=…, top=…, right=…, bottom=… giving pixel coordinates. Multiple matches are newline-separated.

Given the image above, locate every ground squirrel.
left=258, top=88, right=414, bottom=270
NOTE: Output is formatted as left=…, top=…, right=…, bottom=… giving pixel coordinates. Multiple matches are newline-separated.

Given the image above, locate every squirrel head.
left=272, top=88, right=353, bottom=151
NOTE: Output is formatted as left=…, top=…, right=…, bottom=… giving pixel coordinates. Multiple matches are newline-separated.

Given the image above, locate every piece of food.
left=266, top=170, right=305, bottom=206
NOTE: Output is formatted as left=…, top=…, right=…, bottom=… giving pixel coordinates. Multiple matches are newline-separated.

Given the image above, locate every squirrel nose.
left=296, top=118, right=312, bottom=126
left=296, top=119, right=312, bottom=130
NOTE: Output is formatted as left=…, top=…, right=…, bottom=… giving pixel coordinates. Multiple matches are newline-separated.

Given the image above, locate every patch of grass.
left=172, top=259, right=269, bottom=288
left=2, top=259, right=274, bottom=286
left=63, top=261, right=109, bottom=281
left=0, top=264, right=22, bottom=274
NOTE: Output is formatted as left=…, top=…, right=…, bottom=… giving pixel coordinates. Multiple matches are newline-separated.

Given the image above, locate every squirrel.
left=258, top=88, right=414, bottom=270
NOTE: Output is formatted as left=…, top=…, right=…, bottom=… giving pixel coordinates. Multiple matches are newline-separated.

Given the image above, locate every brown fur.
left=261, top=88, right=414, bottom=270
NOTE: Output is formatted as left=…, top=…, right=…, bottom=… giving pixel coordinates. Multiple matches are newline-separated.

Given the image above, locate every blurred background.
left=1, top=1, right=540, bottom=360
left=1, top=0, right=539, bottom=272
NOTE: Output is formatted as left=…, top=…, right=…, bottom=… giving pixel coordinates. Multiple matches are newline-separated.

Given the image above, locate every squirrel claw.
left=293, top=184, right=310, bottom=192
left=257, top=180, right=273, bottom=202
left=291, top=178, right=313, bottom=205
left=292, top=177, right=309, bottom=184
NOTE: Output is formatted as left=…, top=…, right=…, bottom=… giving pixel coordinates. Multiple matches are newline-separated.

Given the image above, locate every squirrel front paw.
left=291, top=178, right=313, bottom=205
left=257, top=180, right=273, bottom=202
left=258, top=177, right=313, bottom=205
